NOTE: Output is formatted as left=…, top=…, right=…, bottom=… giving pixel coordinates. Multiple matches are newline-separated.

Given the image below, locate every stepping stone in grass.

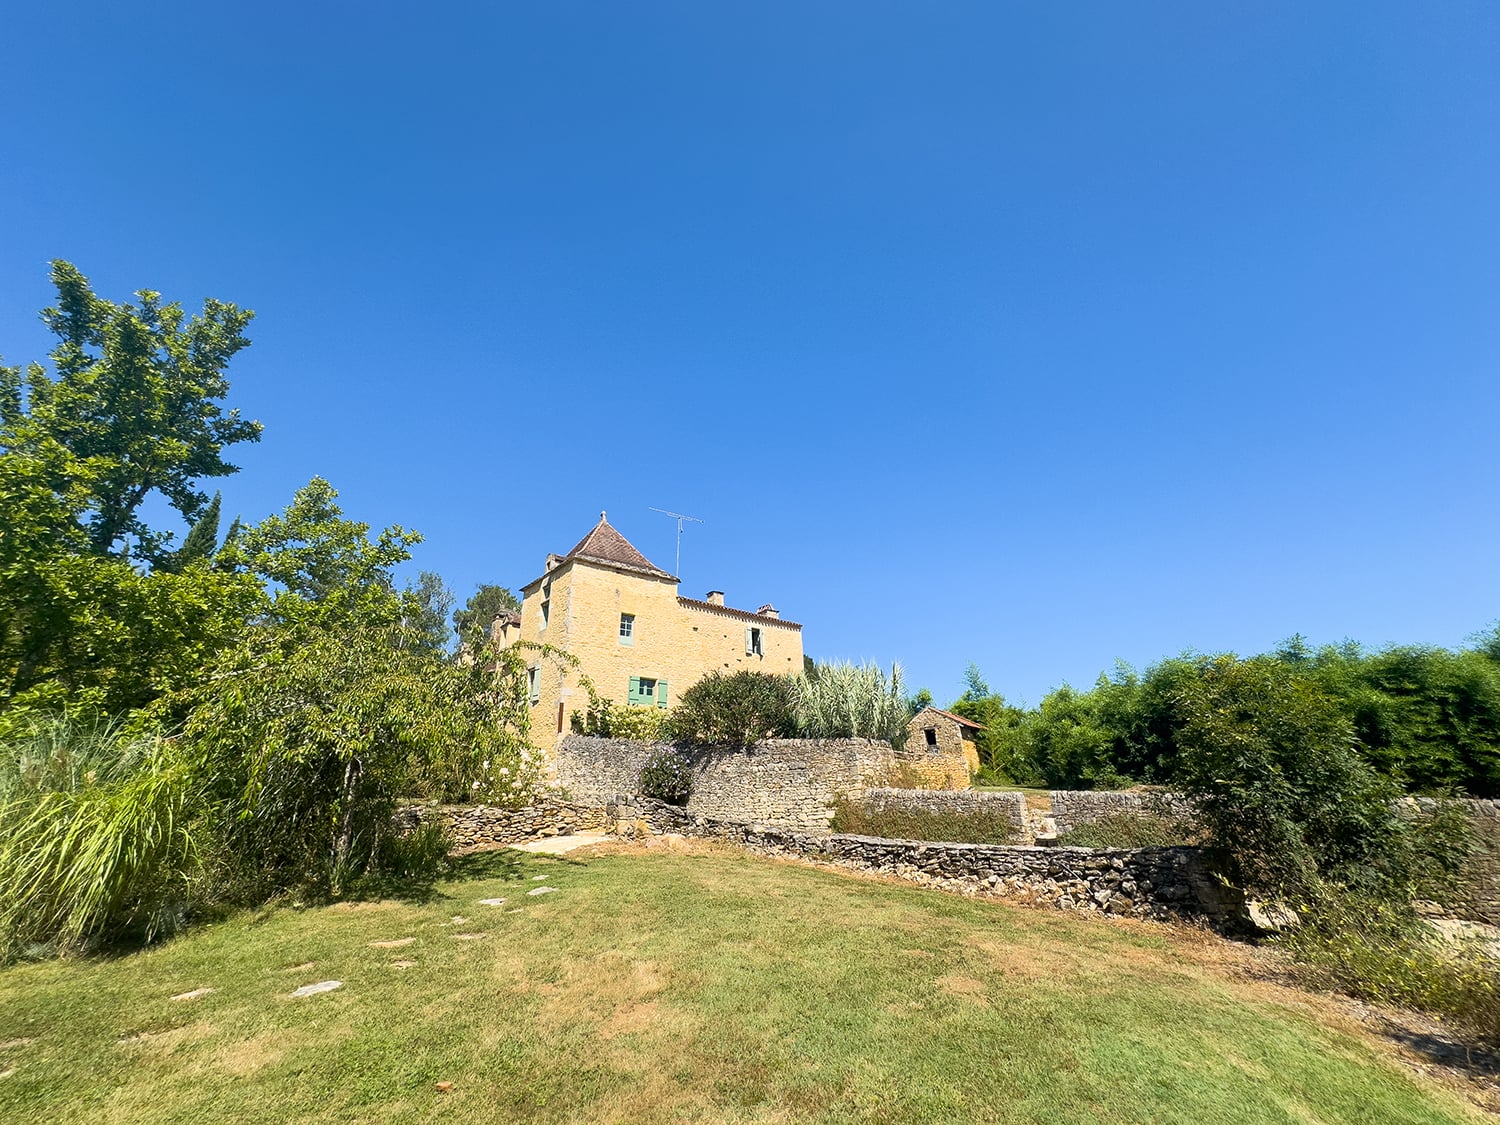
left=289, top=980, right=343, bottom=998
left=170, top=988, right=215, bottom=1002
left=390, top=960, right=417, bottom=970
left=368, top=938, right=415, bottom=949
left=0, top=1039, right=36, bottom=1049
left=531, top=875, right=548, bottom=881
left=449, top=916, right=469, bottom=925
left=527, top=886, right=558, bottom=896
left=476, top=898, right=507, bottom=906
left=285, top=962, right=315, bottom=972
left=0, top=1069, right=13, bottom=1081
left=452, top=932, right=489, bottom=941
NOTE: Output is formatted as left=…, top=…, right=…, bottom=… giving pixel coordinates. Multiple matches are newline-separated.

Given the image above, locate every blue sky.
left=3, top=3, right=1497, bottom=705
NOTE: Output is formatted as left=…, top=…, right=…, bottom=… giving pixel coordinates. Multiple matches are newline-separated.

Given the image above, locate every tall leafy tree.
left=2, top=261, right=261, bottom=565
left=452, top=583, right=521, bottom=648
left=402, top=570, right=456, bottom=655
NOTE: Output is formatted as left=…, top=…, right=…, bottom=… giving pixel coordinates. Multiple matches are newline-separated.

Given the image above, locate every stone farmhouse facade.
left=902, top=706, right=984, bottom=788
left=495, top=513, right=803, bottom=742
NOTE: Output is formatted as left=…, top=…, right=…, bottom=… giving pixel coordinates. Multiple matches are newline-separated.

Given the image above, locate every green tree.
left=452, top=583, right=521, bottom=648
left=402, top=570, right=455, bottom=656
left=223, top=477, right=420, bottom=628
left=1172, top=655, right=1441, bottom=904
left=1, top=261, right=260, bottom=566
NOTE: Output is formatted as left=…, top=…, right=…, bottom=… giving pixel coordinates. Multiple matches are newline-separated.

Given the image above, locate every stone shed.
left=901, top=707, right=983, bottom=789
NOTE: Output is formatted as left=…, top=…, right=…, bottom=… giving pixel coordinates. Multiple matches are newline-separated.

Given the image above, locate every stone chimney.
left=757, top=604, right=780, bottom=619
left=705, top=590, right=725, bottom=606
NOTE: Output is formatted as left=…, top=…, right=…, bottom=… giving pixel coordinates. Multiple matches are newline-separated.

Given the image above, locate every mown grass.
left=0, top=843, right=1477, bottom=1124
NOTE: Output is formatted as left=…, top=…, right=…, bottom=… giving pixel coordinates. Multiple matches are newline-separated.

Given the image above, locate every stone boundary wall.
left=401, top=798, right=606, bottom=850
left=555, top=735, right=895, bottom=831
left=1048, top=789, right=1195, bottom=836
left=860, top=788, right=1032, bottom=843
left=1399, top=797, right=1500, bottom=925
left=607, top=795, right=1243, bottom=927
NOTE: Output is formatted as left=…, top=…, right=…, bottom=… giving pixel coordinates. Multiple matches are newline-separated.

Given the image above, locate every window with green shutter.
left=656, top=679, right=668, bottom=709
left=628, top=675, right=641, bottom=706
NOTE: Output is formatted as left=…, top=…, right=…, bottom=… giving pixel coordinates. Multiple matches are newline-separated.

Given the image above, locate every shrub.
left=571, top=698, right=671, bottom=740
left=791, top=662, right=908, bottom=742
left=1172, top=655, right=1468, bottom=906
left=1277, top=896, right=1500, bottom=1042
left=667, top=671, right=797, bottom=746
left=829, top=797, right=1017, bottom=845
left=638, top=746, right=694, bottom=805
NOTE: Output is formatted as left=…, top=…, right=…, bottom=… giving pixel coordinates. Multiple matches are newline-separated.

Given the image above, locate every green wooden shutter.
left=657, top=679, right=668, bottom=709
left=745, top=627, right=753, bottom=655
left=628, top=676, right=641, bottom=706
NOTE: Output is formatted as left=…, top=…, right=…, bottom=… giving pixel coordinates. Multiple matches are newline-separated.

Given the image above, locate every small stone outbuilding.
left=902, top=707, right=984, bottom=789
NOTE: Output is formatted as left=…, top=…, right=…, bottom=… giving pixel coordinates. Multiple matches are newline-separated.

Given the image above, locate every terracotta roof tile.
left=561, top=513, right=674, bottom=580
left=915, top=706, right=986, bottom=732
left=677, top=596, right=802, bottom=629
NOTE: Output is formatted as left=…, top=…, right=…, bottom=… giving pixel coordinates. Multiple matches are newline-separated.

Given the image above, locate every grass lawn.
left=0, top=841, right=1477, bottom=1124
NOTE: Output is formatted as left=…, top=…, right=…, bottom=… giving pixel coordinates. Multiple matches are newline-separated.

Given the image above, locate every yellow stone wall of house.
left=511, top=558, right=803, bottom=748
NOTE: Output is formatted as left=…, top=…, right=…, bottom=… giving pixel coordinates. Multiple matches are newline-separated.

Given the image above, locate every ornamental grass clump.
left=0, top=715, right=200, bottom=958
left=791, top=661, right=908, bottom=742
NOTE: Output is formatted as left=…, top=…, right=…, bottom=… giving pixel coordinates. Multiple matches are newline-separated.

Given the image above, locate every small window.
left=527, top=665, right=540, bottom=704
left=540, top=599, right=550, bottom=629
left=924, top=727, right=938, bottom=748
left=619, top=613, right=635, bottom=645
left=639, top=677, right=656, bottom=699
left=746, top=626, right=763, bottom=656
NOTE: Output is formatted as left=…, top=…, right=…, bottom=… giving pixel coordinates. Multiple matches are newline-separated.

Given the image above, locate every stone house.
left=902, top=706, right=984, bottom=789
left=496, top=513, right=803, bottom=743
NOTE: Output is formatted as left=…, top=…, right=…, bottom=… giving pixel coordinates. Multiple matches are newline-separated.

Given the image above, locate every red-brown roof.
left=561, top=514, right=673, bottom=578
left=677, top=596, right=802, bottom=629
left=915, top=706, right=985, bottom=732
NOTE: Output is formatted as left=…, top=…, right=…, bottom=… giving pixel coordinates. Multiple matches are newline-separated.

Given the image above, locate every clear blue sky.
left=3, top=3, right=1497, bottom=706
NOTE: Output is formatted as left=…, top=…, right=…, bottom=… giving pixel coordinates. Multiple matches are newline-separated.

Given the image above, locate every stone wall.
left=607, top=795, right=1242, bottom=926
left=555, top=735, right=896, bottom=831
left=1049, top=789, right=1195, bottom=836
left=900, top=710, right=980, bottom=789
left=402, top=798, right=607, bottom=850
left=1400, top=797, right=1500, bottom=926
left=859, top=787, right=1032, bottom=843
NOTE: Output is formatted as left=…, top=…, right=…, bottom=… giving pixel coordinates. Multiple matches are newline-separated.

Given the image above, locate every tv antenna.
left=648, top=507, right=703, bottom=578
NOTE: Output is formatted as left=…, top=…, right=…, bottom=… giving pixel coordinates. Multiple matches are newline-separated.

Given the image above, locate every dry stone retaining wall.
left=608, top=795, right=1243, bottom=926
left=401, top=798, right=606, bottom=850
left=1048, top=789, right=1195, bottom=836
left=1399, top=797, right=1500, bottom=925
left=555, top=735, right=895, bottom=831
left=860, top=787, right=1032, bottom=843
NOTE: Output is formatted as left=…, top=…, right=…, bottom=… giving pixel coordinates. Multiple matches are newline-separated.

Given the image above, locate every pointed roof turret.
left=560, top=513, right=674, bottom=580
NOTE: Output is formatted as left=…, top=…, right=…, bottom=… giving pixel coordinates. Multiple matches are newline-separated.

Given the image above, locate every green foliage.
left=572, top=697, right=671, bottom=740
left=174, top=624, right=542, bottom=900
left=907, top=687, right=934, bottom=716
left=637, top=746, right=694, bottom=805
left=1, top=261, right=260, bottom=564
left=1277, top=896, right=1500, bottom=1042
left=222, top=476, right=420, bottom=627
left=828, top=797, right=1017, bottom=845
left=1172, top=655, right=1466, bottom=905
left=790, top=661, right=908, bottom=741
left=0, top=716, right=198, bottom=957
left=453, top=583, right=521, bottom=649
left=667, top=671, right=798, bottom=745
left=401, top=570, right=456, bottom=656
